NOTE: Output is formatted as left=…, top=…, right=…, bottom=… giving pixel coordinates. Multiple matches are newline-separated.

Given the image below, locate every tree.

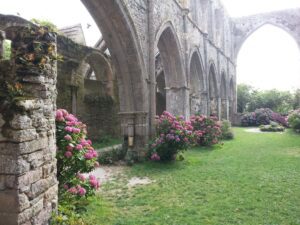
left=237, top=84, right=253, bottom=113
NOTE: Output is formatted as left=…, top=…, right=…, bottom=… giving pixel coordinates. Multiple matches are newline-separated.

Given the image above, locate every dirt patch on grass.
left=127, top=177, right=154, bottom=187
left=285, top=147, right=300, bottom=157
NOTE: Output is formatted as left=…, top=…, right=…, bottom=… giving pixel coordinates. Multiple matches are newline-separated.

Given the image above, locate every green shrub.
left=220, top=120, right=234, bottom=140
left=288, top=109, right=300, bottom=132
left=259, top=122, right=285, bottom=132
left=98, top=146, right=126, bottom=164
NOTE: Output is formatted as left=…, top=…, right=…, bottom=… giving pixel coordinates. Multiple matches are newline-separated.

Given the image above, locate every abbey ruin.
left=0, top=0, right=300, bottom=224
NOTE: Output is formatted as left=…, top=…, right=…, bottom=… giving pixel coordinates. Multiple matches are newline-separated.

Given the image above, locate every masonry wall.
left=0, top=26, right=57, bottom=225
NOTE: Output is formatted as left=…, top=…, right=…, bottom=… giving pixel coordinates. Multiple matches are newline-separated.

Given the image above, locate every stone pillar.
left=166, top=87, right=189, bottom=119
left=0, top=26, right=58, bottom=225
left=200, top=92, right=208, bottom=115
left=120, top=111, right=149, bottom=162
left=218, top=97, right=222, bottom=120
left=221, top=98, right=229, bottom=120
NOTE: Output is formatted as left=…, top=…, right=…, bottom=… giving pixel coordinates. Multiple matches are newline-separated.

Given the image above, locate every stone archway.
left=81, top=0, right=149, bottom=159
left=189, top=50, right=206, bottom=115
left=220, top=71, right=228, bottom=119
left=156, top=21, right=188, bottom=117
left=208, top=62, right=219, bottom=117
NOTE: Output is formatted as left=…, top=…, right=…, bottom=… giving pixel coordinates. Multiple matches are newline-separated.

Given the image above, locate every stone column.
left=0, top=26, right=58, bottom=225
left=166, top=87, right=189, bottom=119
left=221, top=98, right=229, bottom=120
left=119, top=111, right=148, bottom=162
left=200, top=92, right=208, bottom=115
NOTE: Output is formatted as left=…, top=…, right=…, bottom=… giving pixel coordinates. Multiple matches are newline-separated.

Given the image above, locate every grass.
left=93, top=137, right=122, bottom=149
left=83, top=128, right=300, bottom=225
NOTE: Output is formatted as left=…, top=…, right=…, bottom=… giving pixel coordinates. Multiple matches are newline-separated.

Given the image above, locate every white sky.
left=1, top=0, right=300, bottom=91
left=0, top=0, right=101, bottom=46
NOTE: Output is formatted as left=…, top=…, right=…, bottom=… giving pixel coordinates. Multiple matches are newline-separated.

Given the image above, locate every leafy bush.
left=241, top=112, right=257, bottom=126
left=56, top=109, right=100, bottom=199
left=241, top=108, right=287, bottom=127
left=220, top=120, right=234, bottom=140
left=288, top=109, right=300, bottom=132
left=190, top=115, right=222, bottom=146
left=259, top=122, right=285, bottom=132
left=149, top=111, right=194, bottom=161
left=98, top=146, right=126, bottom=164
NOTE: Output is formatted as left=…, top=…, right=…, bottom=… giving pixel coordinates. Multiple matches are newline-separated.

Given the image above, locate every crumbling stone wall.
left=56, top=36, right=121, bottom=140
left=0, top=26, right=57, bottom=225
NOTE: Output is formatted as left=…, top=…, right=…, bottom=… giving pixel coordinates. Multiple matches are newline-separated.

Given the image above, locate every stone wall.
left=0, top=26, right=57, bottom=224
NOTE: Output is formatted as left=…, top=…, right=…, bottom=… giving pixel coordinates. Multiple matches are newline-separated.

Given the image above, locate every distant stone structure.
left=1, top=1, right=300, bottom=223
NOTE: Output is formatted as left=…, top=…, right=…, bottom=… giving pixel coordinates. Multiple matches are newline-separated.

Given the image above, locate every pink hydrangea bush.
left=149, top=111, right=194, bottom=161
left=56, top=109, right=100, bottom=198
left=190, top=115, right=222, bottom=146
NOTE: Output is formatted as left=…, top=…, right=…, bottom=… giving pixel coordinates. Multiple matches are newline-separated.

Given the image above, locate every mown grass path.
left=84, top=128, right=300, bottom=225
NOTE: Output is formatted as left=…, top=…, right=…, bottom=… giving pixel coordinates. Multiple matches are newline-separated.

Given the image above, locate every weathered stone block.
left=10, top=114, right=32, bottom=130
left=17, top=207, right=33, bottom=224
left=18, top=137, right=48, bottom=155
left=28, top=150, right=44, bottom=169
left=18, top=193, right=30, bottom=212
left=0, top=155, right=18, bottom=174
left=15, top=99, right=42, bottom=111
left=17, top=168, right=42, bottom=188
left=7, top=129, right=38, bottom=143
left=28, top=176, right=57, bottom=199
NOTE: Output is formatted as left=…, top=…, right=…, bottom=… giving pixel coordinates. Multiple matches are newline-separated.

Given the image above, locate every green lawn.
left=83, top=128, right=300, bottom=225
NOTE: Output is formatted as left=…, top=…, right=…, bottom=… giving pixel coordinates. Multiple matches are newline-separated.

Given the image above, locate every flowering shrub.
left=56, top=109, right=100, bottom=199
left=288, top=109, right=300, bottom=132
left=191, top=115, right=222, bottom=146
left=149, top=111, right=194, bottom=161
left=241, top=108, right=287, bottom=127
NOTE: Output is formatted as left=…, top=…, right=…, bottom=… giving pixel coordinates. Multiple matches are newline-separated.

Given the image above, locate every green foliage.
left=288, top=109, right=300, bottom=132
left=31, top=18, right=58, bottom=32
left=237, top=84, right=294, bottom=114
left=237, top=84, right=253, bottom=113
left=3, top=40, right=11, bottom=60
left=98, top=147, right=126, bottom=165
left=259, top=122, right=285, bottom=132
left=220, top=120, right=234, bottom=139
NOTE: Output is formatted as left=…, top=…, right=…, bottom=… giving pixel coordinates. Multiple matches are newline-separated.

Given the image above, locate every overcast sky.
left=1, top=0, right=300, bottom=91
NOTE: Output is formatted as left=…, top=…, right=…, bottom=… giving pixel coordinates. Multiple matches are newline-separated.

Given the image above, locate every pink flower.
left=150, top=152, right=160, bottom=161
left=77, top=173, right=85, bottom=181
left=77, top=185, right=86, bottom=196
left=84, top=152, right=93, bottom=160
left=77, top=187, right=86, bottom=196
left=66, top=114, right=77, bottom=122
left=75, top=144, right=83, bottom=150
left=64, top=135, right=72, bottom=141
left=64, top=126, right=73, bottom=132
left=64, top=151, right=73, bottom=158
left=68, top=187, right=77, bottom=194
left=72, top=128, right=81, bottom=134
left=63, top=184, right=69, bottom=190
left=66, top=145, right=74, bottom=151
left=90, top=179, right=100, bottom=189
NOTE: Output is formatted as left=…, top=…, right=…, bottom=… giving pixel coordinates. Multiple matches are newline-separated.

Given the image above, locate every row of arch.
left=155, top=21, right=235, bottom=119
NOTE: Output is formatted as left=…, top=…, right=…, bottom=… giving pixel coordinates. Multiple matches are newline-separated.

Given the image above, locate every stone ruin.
left=0, top=0, right=300, bottom=223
